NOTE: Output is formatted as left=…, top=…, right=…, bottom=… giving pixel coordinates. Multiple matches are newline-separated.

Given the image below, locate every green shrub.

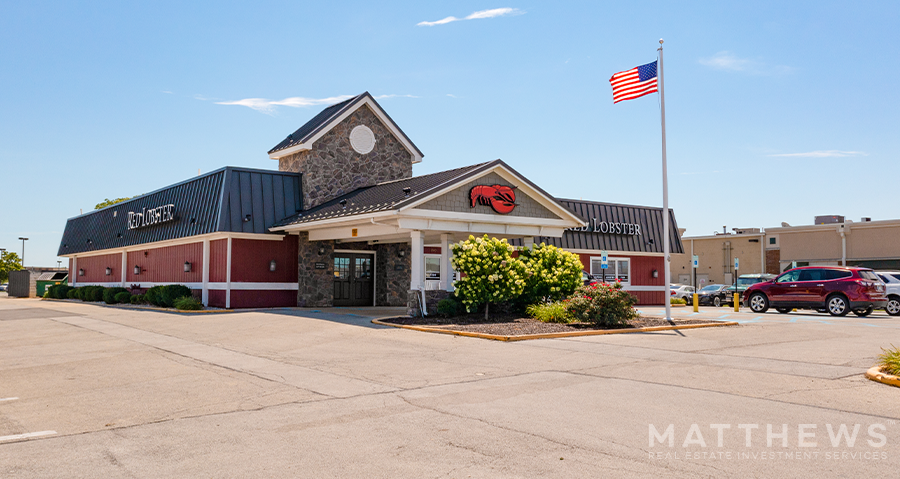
left=450, top=235, right=526, bottom=318
left=517, top=243, right=584, bottom=305
left=174, top=296, right=202, bottom=310
left=670, top=297, right=686, bottom=305
left=436, top=298, right=460, bottom=317
left=160, top=285, right=193, bottom=308
left=878, top=345, right=900, bottom=376
left=57, top=285, right=74, bottom=299
left=103, top=287, right=128, bottom=304
left=67, top=289, right=78, bottom=299
left=144, top=286, right=164, bottom=306
left=130, top=294, right=145, bottom=305
left=526, top=301, right=572, bottom=323
left=114, top=291, right=132, bottom=304
left=565, top=282, right=638, bottom=327
left=90, top=286, right=106, bottom=302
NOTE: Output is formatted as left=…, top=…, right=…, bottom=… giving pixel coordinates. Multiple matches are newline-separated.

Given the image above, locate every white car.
left=875, top=271, right=900, bottom=316
left=670, top=284, right=695, bottom=304
left=0, top=283, right=7, bottom=292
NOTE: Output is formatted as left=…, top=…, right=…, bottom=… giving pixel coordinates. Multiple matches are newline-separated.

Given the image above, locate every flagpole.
left=658, top=38, right=672, bottom=322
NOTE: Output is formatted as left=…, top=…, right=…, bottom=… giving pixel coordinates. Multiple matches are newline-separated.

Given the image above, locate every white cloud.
left=418, top=7, right=522, bottom=27
left=767, top=150, right=868, bottom=158
left=699, top=51, right=793, bottom=75
left=215, top=94, right=416, bottom=113
left=161, top=90, right=173, bottom=94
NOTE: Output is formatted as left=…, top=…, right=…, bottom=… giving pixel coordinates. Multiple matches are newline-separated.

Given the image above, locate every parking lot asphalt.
left=1, top=297, right=898, bottom=478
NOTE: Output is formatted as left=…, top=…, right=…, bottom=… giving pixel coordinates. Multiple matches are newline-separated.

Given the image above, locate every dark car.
left=582, top=270, right=597, bottom=286
left=743, top=266, right=887, bottom=316
left=723, top=274, right=777, bottom=306
left=696, top=284, right=729, bottom=307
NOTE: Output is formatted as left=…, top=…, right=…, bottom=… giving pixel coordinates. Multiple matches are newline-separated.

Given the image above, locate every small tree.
left=0, top=251, right=23, bottom=284
left=517, top=243, right=584, bottom=305
left=95, top=197, right=131, bottom=210
left=450, top=235, right=526, bottom=319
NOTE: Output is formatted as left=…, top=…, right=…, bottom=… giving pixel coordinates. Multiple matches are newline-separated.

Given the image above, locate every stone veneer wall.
left=417, top=172, right=560, bottom=219
left=407, top=290, right=452, bottom=317
left=296, top=232, right=334, bottom=307
left=278, top=104, right=413, bottom=209
left=376, top=242, right=410, bottom=307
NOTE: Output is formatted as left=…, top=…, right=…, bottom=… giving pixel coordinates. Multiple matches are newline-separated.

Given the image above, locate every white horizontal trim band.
left=69, top=282, right=299, bottom=291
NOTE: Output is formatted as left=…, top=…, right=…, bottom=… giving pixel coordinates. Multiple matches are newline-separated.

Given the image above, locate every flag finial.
left=659, top=38, right=664, bottom=45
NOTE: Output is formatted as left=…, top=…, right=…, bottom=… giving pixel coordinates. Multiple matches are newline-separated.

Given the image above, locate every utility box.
left=815, top=215, right=845, bottom=225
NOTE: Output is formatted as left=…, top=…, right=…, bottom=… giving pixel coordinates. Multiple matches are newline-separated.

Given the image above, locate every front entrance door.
left=333, top=253, right=374, bottom=306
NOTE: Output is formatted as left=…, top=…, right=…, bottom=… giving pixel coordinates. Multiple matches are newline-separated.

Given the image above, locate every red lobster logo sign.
left=470, top=184, right=517, bottom=215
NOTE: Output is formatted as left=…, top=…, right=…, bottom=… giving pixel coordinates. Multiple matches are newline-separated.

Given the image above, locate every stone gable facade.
left=278, top=104, right=413, bottom=210
left=417, top=172, right=561, bottom=219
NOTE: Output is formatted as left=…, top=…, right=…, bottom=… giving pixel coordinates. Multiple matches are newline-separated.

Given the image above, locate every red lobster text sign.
left=470, top=184, right=517, bottom=215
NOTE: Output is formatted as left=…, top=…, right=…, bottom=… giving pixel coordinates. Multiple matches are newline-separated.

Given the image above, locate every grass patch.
left=877, top=345, right=900, bottom=376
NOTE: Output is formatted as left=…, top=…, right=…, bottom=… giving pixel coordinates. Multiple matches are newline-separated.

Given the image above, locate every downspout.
left=420, top=288, right=428, bottom=317
left=840, top=225, right=847, bottom=266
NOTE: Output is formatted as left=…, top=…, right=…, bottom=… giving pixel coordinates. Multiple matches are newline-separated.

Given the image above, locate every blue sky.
left=2, top=1, right=899, bottom=267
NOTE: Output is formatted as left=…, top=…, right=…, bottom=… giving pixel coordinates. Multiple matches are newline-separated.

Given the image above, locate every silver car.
left=670, top=284, right=695, bottom=305
left=876, top=271, right=900, bottom=316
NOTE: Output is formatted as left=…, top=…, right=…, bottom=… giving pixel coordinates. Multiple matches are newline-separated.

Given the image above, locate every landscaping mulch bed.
left=381, top=313, right=717, bottom=336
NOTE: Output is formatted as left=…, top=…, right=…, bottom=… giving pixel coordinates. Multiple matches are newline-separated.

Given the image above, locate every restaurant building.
left=59, top=92, right=682, bottom=310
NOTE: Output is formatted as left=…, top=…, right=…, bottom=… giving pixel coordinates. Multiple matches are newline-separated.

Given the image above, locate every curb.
left=865, top=366, right=900, bottom=388
left=370, top=318, right=739, bottom=341
left=41, top=298, right=236, bottom=314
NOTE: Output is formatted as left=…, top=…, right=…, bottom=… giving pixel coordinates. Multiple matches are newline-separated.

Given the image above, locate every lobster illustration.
left=470, top=184, right=518, bottom=215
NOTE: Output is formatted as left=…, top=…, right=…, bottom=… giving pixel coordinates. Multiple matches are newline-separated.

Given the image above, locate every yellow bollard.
left=734, top=293, right=740, bottom=312
left=693, top=293, right=699, bottom=312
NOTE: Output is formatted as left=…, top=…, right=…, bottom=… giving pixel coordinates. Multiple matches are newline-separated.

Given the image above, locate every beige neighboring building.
left=766, top=218, right=900, bottom=272
left=672, top=228, right=766, bottom=288
left=675, top=217, right=900, bottom=287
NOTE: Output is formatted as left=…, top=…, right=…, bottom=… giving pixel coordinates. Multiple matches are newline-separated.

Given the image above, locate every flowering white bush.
left=517, top=243, right=583, bottom=304
left=451, top=235, right=526, bottom=318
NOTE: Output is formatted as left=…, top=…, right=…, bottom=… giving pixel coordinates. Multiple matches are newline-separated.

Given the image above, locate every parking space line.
left=0, top=397, right=18, bottom=402
left=0, top=431, right=56, bottom=442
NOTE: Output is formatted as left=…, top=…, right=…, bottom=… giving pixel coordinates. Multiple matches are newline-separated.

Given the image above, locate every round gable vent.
left=349, top=125, right=375, bottom=154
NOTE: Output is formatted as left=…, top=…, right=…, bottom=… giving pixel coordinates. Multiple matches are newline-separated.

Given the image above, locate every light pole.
left=18, top=237, right=28, bottom=268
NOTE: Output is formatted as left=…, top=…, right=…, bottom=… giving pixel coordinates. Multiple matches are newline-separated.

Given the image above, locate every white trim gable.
left=399, top=163, right=586, bottom=227
left=268, top=95, right=423, bottom=163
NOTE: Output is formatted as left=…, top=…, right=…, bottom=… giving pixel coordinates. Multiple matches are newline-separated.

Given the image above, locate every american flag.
left=609, top=60, right=658, bottom=104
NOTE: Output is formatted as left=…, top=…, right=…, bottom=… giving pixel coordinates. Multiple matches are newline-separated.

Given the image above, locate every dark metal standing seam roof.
left=521, top=199, right=684, bottom=254
left=58, top=167, right=301, bottom=256
left=266, top=92, right=425, bottom=158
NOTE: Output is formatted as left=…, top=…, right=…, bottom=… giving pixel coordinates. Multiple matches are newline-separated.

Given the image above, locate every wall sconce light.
left=184, top=261, right=192, bottom=273
left=403, top=187, right=411, bottom=197
left=339, top=199, right=347, bottom=209
left=652, top=269, right=659, bottom=278
left=317, top=246, right=326, bottom=255
left=105, top=267, right=112, bottom=276
left=243, top=214, right=252, bottom=222
left=398, top=250, right=406, bottom=258
left=134, top=265, right=141, bottom=275
left=269, top=260, right=277, bottom=272
left=78, top=268, right=84, bottom=276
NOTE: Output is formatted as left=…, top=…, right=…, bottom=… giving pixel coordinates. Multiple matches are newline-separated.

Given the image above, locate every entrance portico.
left=271, top=160, right=586, bottom=312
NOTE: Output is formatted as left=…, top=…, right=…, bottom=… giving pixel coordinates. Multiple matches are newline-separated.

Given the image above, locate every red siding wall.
left=73, top=253, right=123, bottom=283
left=126, top=242, right=203, bottom=284
left=208, top=289, right=226, bottom=308
left=229, top=290, right=297, bottom=308
left=230, top=237, right=298, bottom=283
left=209, top=239, right=228, bottom=283
left=576, top=253, right=666, bottom=305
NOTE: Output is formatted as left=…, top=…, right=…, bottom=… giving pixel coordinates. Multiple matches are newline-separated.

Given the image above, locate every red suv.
left=742, top=266, right=887, bottom=317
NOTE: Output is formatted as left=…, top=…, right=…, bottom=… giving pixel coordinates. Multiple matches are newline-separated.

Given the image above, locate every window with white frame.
left=590, top=257, right=630, bottom=285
